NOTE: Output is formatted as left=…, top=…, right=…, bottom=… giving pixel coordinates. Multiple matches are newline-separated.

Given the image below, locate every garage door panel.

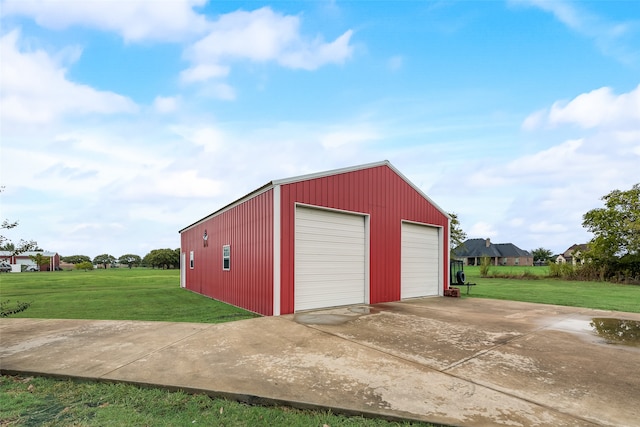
left=401, top=222, right=439, bottom=299
left=297, top=221, right=362, bottom=233
left=296, top=273, right=364, bottom=283
left=296, top=245, right=364, bottom=255
left=296, top=286, right=363, bottom=298
left=295, top=207, right=366, bottom=312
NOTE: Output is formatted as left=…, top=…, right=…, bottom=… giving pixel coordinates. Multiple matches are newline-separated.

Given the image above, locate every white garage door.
left=401, top=222, right=439, bottom=299
left=295, top=206, right=366, bottom=311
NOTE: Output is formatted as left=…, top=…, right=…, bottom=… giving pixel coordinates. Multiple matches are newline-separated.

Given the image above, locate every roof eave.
left=178, top=182, right=275, bottom=234
left=274, top=160, right=450, bottom=220
left=179, top=159, right=451, bottom=234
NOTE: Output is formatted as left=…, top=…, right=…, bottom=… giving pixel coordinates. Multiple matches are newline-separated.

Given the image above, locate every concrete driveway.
left=1, top=298, right=639, bottom=426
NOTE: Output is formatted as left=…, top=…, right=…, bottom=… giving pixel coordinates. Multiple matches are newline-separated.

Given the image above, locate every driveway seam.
left=300, top=318, right=599, bottom=426
left=441, top=311, right=581, bottom=372
left=97, top=324, right=217, bottom=380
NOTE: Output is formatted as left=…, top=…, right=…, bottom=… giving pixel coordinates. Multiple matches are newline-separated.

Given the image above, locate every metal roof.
left=179, top=160, right=449, bottom=233
left=0, top=251, right=58, bottom=257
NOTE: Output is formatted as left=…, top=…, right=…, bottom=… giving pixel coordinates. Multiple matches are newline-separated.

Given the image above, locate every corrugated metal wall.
left=181, top=189, right=274, bottom=315
left=279, top=164, right=449, bottom=314
left=180, top=163, right=449, bottom=316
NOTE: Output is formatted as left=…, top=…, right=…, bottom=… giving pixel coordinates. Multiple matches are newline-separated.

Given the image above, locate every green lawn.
left=461, top=265, right=640, bottom=313
left=2, top=265, right=637, bottom=426
left=2, top=265, right=638, bottom=319
left=1, top=269, right=436, bottom=426
left=0, top=375, right=432, bottom=427
left=0, top=268, right=257, bottom=323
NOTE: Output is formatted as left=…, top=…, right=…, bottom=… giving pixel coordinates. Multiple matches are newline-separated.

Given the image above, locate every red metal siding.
left=279, top=164, right=449, bottom=315
left=181, top=189, right=274, bottom=315
left=43, top=254, right=60, bottom=271
left=5, top=253, right=60, bottom=271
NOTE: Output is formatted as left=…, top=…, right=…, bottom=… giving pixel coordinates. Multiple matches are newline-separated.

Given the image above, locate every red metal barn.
left=0, top=251, right=60, bottom=272
left=179, top=161, right=450, bottom=316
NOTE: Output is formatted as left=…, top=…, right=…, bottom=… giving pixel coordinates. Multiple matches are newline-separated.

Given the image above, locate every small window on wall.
left=222, top=245, right=230, bottom=270
left=190, top=251, right=194, bottom=269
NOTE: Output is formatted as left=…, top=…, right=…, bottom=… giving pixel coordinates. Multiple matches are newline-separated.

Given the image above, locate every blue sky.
left=1, top=0, right=639, bottom=259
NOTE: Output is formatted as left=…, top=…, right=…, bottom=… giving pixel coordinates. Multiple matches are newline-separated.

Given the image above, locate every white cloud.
left=504, top=139, right=589, bottom=177
left=521, top=109, right=545, bottom=131
left=0, top=30, right=138, bottom=125
left=67, top=222, right=125, bottom=235
left=180, top=64, right=230, bottom=83
left=1, top=0, right=209, bottom=42
left=463, top=129, right=638, bottom=212
left=5, top=3, right=356, bottom=97
left=1, top=128, right=172, bottom=200
left=514, top=0, right=582, bottom=29
left=278, top=29, right=354, bottom=70
left=511, top=0, right=640, bottom=64
left=468, top=222, right=497, bottom=239
left=119, top=170, right=224, bottom=200
left=509, top=218, right=525, bottom=227
left=196, top=82, right=237, bottom=101
left=320, top=128, right=380, bottom=149
left=523, top=85, right=640, bottom=130
left=615, top=130, right=640, bottom=143
left=182, top=7, right=354, bottom=85
left=528, top=221, right=567, bottom=234
left=547, top=85, right=640, bottom=129
left=153, top=96, right=179, bottom=114
left=171, top=126, right=225, bottom=153
left=435, top=84, right=640, bottom=253
left=187, top=7, right=301, bottom=63
left=388, top=55, right=404, bottom=71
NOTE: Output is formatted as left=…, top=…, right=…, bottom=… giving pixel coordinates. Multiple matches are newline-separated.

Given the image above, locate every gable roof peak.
left=273, top=160, right=448, bottom=219
left=179, top=160, right=449, bottom=234
left=271, top=160, right=391, bottom=185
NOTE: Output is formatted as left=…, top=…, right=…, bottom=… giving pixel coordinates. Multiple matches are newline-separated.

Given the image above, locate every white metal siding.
left=295, top=206, right=366, bottom=311
left=401, top=222, right=439, bottom=298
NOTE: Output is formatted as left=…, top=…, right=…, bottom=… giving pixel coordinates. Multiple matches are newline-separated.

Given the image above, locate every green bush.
left=549, top=262, right=569, bottom=278
left=479, top=256, right=491, bottom=277
left=547, top=261, right=623, bottom=282
left=75, top=261, right=94, bottom=271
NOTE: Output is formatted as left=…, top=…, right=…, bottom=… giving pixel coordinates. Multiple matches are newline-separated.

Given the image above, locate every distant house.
left=453, top=238, right=533, bottom=266
left=556, top=244, right=589, bottom=265
left=0, top=251, right=60, bottom=272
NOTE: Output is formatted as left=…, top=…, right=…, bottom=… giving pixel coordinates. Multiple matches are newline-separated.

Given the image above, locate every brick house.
left=453, top=238, right=533, bottom=266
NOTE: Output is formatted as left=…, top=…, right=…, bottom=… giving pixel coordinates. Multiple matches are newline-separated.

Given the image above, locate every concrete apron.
left=1, top=299, right=639, bottom=427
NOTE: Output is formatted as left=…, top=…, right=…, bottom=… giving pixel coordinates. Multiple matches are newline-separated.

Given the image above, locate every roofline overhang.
left=178, top=160, right=450, bottom=234
left=178, top=181, right=275, bottom=234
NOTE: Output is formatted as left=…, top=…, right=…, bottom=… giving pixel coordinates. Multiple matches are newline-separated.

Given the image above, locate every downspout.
left=445, top=216, right=451, bottom=293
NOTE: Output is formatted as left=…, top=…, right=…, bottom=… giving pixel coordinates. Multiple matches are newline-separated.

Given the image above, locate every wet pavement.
left=1, top=298, right=639, bottom=426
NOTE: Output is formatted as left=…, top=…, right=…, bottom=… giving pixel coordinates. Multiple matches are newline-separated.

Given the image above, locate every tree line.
left=4, top=184, right=638, bottom=281
left=61, top=249, right=180, bottom=270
